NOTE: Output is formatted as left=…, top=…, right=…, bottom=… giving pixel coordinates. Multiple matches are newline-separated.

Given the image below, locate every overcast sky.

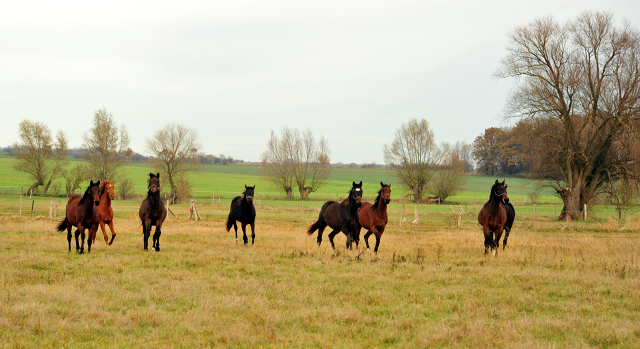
left=2, top=1, right=640, bottom=164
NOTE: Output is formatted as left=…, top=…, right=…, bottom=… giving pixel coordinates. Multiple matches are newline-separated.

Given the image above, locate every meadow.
left=1, top=158, right=640, bottom=347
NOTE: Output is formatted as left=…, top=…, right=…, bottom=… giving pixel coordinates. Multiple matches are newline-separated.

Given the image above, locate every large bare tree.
left=13, top=120, right=68, bottom=196
left=497, top=12, right=640, bottom=220
left=146, top=124, right=201, bottom=203
left=384, top=118, right=441, bottom=202
left=428, top=142, right=468, bottom=203
left=82, top=108, right=130, bottom=181
left=261, top=127, right=331, bottom=199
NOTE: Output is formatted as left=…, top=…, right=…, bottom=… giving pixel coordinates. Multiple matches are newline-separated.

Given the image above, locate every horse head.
left=380, top=182, right=391, bottom=204
left=148, top=173, right=160, bottom=194
left=244, top=185, right=255, bottom=203
left=491, top=179, right=508, bottom=202
left=351, top=181, right=363, bottom=207
left=88, top=180, right=101, bottom=206
left=102, top=180, right=115, bottom=200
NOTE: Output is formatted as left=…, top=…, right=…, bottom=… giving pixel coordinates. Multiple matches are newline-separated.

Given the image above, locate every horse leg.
left=143, top=221, right=150, bottom=251
left=241, top=223, right=248, bottom=244
left=363, top=231, right=372, bottom=250
left=328, top=228, right=340, bottom=249
left=250, top=223, right=255, bottom=245
left=503, top=227, right=510, bottom=250
left=233, top=221, right=238, bottom=242
left=153, top=225, right=161, bottom=251
left=373, top=234, right=382, bottom=253
left=316, top=222, right=327, bottom=246
left=341, top=228, right=354, bottom=250
left=355, top=224, right=362, bottom=247
left=78, top=224, right=86, bottom=254
left=67, top=226, right=72, bottom=252
left=108, top=221, right=116, bottom=245
left=100, top=222, right=109, bottom=244
left=483, top=226, right=491, bottom=255
left=74, top=229, right=81, bottom=253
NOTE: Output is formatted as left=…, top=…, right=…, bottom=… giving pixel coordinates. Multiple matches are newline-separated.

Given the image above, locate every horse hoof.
left=152, top=247, right=156, bottom=251
left=144, top=248, right=148, bottom=251
left=492, top=250, right=497, bottom=256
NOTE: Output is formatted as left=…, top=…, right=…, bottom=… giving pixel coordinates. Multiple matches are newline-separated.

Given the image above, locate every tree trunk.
left=42, top=179, right=52, bottom=197
left=285, top=187, right=293, bottom=199
left=412, top=186, right=423, bottom=203
left=299, top=186, right=312, bottom=200
left=26, top=182, right=41, bottom=196
left=556, top=187, right=582, bottom=221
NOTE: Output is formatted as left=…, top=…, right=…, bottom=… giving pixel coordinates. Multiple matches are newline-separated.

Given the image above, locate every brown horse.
left=56, top=180, right=101, bottom=254
left=478, top=179, right=508, bottom=255
left=355, top=182, right=391, bottom=253
left=90, top=179, right=116, bottom=245
left=139, top=173, right=167, bottom=251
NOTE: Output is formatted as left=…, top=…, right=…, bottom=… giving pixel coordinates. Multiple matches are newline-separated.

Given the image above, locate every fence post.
left=584, top=204, right=587, bottom=220
left=31, top=200, right=34, bottom=217
left=533, top=203, right=536, bottom=217
left=212, top=192, right=215, bottom=206
left=49, top=200, right=53, bottom=219
left=457, top=205, right=462, bottom=227
left=399, top=204, right=405, bottom=228
left=555, top=204, right=557, bottom=216
left=412, top=204, right=418, bottom=225
left=20, top=195, right=22, bottom=215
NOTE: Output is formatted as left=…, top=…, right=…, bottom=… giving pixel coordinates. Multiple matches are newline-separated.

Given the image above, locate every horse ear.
left=502, top=179, right=505, bottom=185
left=380, top=181, right=384, bottom=187
left=97, top=180, right=100, bottom=186
left=494, top=180, right=499, bottom=185
left=359, top=181, right=362, bottom=186
left=90, top=180, right=94, bottom=185
left=252, top=185, right=256, bottom=189
left=245, top=185, right=248, bottom=189
left=157, top=173, right=160, bottom=178
left=352, top=181, right=356, bottom=187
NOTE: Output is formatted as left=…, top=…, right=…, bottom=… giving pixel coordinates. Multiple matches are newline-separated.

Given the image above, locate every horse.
left=139, top=173, right=167, bottom=251
left=225, top=185, right=256, bottom=244
left=56, top=180, right=101, bottom=254
left=90, top=179, right=116, bottom=245
left=355, top=182, right=391, bottom=253
left=502, top=194, right=516, bottom=250
left=477, top=179, right=508, bottom=255
left=307, top=181, right=363, bottom=250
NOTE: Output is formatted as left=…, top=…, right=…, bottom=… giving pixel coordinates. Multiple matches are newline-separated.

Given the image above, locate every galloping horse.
left=307, top=181, right=363, bottom=250
left=225, top=185, right=256, bottom=244
left=56, top=180, right=101, bottom=254
left=502, top=194, right=516, bottom=250
left=90, top=179, right=116, bottom=245
left=478, top=180, right=508, bottom=255
left=356, top=182, right=391, bottom=253
left=139, top=173, right=167, bottom=251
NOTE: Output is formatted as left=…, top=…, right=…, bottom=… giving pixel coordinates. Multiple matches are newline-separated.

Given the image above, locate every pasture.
left=1, top=189, right=640, bottom=347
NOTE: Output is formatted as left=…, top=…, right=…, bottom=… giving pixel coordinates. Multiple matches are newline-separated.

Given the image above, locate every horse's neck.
left=348, top=195, right=358, bottom=215
left=82, top=196, right=95, bottom=215
left=148, top=192, right=161, bottom=208
left=488, top=196, right=502, bottom=210
left=375, top=196, right=388, bottom=212
left=101, top=191, right=111, bottom=207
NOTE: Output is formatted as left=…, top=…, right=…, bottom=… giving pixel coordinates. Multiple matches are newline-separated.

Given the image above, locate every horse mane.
left=372, top=185, right=390, bottom=209
left=78, top=183, right=96, bottom=205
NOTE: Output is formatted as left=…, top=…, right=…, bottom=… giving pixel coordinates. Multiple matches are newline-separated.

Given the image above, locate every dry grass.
left=1, top=204, right=640, bottom=348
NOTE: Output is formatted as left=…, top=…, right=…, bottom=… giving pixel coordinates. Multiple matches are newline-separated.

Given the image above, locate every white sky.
left=2, top=1, right=640, bottom=163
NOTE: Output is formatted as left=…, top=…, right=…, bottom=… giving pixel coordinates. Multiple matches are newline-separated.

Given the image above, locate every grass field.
left=1, top=194, right=640, bottom=347
left=2, top=157, right=640, bottom=347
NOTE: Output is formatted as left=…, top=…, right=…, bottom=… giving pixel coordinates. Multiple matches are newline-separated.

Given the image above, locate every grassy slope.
left=0, top=157, right=559, bottom=204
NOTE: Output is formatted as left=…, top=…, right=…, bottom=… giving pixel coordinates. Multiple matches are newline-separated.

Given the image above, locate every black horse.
left=502, top=194, right=516, bottom=250
left=477, top=180, right=508, bottom=255
left=56, top=180, right=101, bottom=254
left=138, top=173, right=167, bottom=251
left=307, top=181, right=363, bottom=250
left=225, top=185, right=256, bottom=244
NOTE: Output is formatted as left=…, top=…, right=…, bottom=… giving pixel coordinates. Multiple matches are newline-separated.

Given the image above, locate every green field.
left=2, top=156, right=640, bottom=347
left=0, top=157, right=559, bottom=204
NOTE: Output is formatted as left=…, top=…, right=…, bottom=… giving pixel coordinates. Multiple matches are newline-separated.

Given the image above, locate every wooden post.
left=301, top=200, right=304, bottom=209
left=457, top=205, right=462, bottom=227
left=49, top=200, right=53, bottom=219
left=412, top=204, right=418, bottom=225
left=555, top=204, right=557, bottom=216
left=399, top=204, right=405, bottom=228
left=55, top=199, right=58, bottom=217
left=31, top=200, right=34, bottom=217
left=584, top=204, right=587, bottom=220
left=20, top=195, right=22, bottom=215
left=212, top=192, right=215, bottom=206
left=533, top=204, right=536, bottom=217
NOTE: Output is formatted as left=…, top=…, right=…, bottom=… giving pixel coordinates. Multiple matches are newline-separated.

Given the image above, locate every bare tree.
left=82, top=108, right=130, bottom=181
left=496, top=12, right=640, bottom=220
left=261, top=127, right=331, bottom=199
left=384, top=119, right=441, bottom=202
left=146, top=124, right=201, bottom=203
left=428, top=142, right=468, bottom=203
left=13, top=120, right=68, bottom=196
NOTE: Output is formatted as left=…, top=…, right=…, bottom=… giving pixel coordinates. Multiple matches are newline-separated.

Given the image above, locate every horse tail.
left=56, top=218, right=69, bottom=232
left=306, top=221, right=319, bottom=235
left=225, top=215, right=233, bottom=232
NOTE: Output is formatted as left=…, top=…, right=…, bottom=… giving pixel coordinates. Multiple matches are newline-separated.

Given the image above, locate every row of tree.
left=13, top=108, right=205, bottom=203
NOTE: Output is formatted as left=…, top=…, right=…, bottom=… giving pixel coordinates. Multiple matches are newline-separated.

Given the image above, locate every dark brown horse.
left=139, top=173, right=167, bottom=251
left=356, top=182, right=391, bottom=253
left=307, top=181, right=363, bottom=250
left=225, top=185, right=256, bottom=244
left=56, top=180, right=101, bottom=254
left=478, top=179, right=508, bottom=255
left=90, top=179, right=116, bottom=245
